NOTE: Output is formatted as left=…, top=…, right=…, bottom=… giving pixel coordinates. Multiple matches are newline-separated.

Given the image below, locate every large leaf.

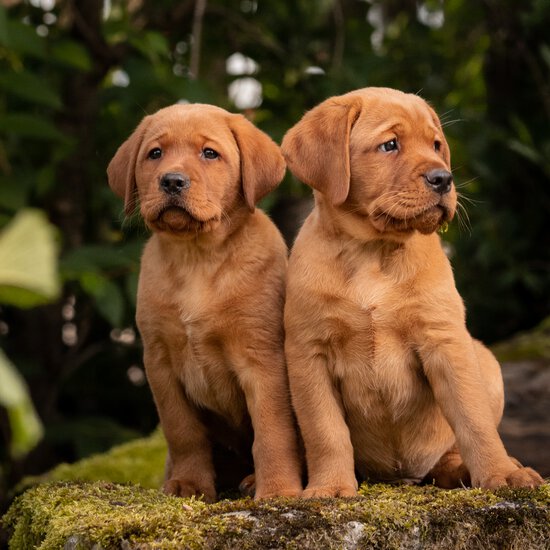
left=0, top=209, right=60, bottom=307
left=0, top=175, right=29, bottom=211
left=0, top=348, right=43, bottom=457
left=80, top=271, right=125, bottom=328
left=0, top=18, right=47, bottom=59
left=0, top=113, right=67, bottom=141
left=51, top=40, right=93, bottom=71
left=0, top=6, right=7, bottom=46
left=61, top=242, right=142, bottom=327
left=128, top=31, right=170, bottom=63
left=0, top=71, right=62, bottom=109
left=61, top=242, right=142, bottom=276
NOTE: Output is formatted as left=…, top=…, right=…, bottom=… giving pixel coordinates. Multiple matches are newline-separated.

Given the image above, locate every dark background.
left=0, top=0, right=549, bottom=507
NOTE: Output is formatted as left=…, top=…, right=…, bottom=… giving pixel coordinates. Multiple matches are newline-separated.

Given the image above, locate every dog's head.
left=107, top=104, right=285, bottom=236
left=281, top=87, right=456, bottom=236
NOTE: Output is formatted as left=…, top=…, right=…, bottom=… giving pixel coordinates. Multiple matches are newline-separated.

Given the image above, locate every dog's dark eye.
left=148, top=148, right=162, bottom=160
left=434, top=140, right=442, bottom=152
left=379, top=139, right=398, bottom=153
left=202, top=148, right=219, bottom=160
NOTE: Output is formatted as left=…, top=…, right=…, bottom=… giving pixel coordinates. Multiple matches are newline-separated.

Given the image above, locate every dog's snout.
left=424, top=169, right=453, bottom=194
left=160, top=172, right=190, bottom=196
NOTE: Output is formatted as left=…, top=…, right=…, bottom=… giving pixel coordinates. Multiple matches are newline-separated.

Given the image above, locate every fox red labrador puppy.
left=281, top=87, right=544, bottom=497
left=108, top=104, right=302, bottom=501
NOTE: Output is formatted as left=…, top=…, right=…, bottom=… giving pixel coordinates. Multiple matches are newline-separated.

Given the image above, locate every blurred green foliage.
left=0, top=0, right=548, bottom=502
left=0, top=209, right=60, bottom=470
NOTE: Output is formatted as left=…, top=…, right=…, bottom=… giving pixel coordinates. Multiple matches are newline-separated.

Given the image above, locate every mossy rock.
left=3, top=480, right=549, bottom=549
left=16, top=428, right=167, bottom=493
left=3, top=430, right=550, bottom=549
left=492, top=316, right=550, bottom=362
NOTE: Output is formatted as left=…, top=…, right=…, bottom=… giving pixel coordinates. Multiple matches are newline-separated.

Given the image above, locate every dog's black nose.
left=160, top=172, right=190, bottom=195
left=424, top=169, right=453, bottom=194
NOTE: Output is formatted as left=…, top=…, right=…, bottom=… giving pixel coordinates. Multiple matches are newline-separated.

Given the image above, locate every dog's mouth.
left=151, top=205, right=219, bottom=234
left=371, top=203, right=452, bottom=235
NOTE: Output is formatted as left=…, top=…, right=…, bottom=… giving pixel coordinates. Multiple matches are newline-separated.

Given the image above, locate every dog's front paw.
left=474, top=463, right=544, bottom=489
left=504, top=467, right=544, bottom=488
left=252, top=477, right=303, bottom=500
left=163, top=478, right=217, bottom=502
left=303, top=483, right=357, bottom=498
left=255, top=486, right=303, bottom=500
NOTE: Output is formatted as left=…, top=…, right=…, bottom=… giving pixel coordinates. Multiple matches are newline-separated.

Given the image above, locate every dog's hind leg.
left=425, top=444, right=471, bottom=488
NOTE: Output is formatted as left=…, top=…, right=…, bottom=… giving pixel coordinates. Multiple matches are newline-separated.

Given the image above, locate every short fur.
left=108, top=104, right=302, bottom=501
left=281, top=88, right=543, bottom=497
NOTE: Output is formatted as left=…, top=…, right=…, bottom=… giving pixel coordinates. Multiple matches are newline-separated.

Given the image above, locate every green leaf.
left=0, top=348, right=43, bottom=458
left=0, top=175, right=29, bottom=211
left=80, top=272, right=125, bottom=327
left=0, top=6, right=8, bottom=45
left=0, top=286, right=57, bottom=308
left=540, top=43, right=550, bottom=69
left=129, top=31, right=170, bottom=62
left=0, top=209, right=60, bottom=307
left=51, top=40, right=93, bottom=71
left=0, top=71, right=62, bottom=109
left=0, top=113, right=67, bottom=141
left=61, top=243, right=140, bottom=276
left=0, top=19, right=47, bottom=59
left=508, top=140, right=544, bottom=166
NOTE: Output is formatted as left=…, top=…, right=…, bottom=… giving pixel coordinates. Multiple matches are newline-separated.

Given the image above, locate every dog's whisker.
left=438, top=108, right=457, bottom=120
left=441, top=119, right=464, bottom=128
left=455, top=201, right=472, bottom=235
left=453, top=175, right=479, bottom=189
left=456, top=195, right=480, bottom=207
left=456, top=192, right=482, bottom=206
left=454, top=181, right=475, bottom=190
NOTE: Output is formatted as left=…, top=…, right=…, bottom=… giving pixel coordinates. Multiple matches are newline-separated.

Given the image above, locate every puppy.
left=281, top=87, right=544, bottom=497
left=107, top=103, right=302, bottom=501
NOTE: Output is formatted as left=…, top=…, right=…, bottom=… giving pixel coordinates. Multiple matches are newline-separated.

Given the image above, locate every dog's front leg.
left=417, top=326, right=543, bottom=489
left=286, top=345, right=358, bottom=498
left=237, top=355, right=303, bottom=499
left=144, top=347, right=217, bottom=502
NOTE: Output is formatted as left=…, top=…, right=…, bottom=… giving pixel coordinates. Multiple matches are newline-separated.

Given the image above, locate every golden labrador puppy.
left=107, top=104, right=302, bottom=501
left=281, top=87, right=544, bottom=497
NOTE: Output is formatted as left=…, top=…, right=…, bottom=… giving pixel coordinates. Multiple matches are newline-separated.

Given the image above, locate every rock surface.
left=3, top=481, right=549, bottom=549
left=494, top=318, right=550, bottom=477
left=500, top=360, right=550, bottom=477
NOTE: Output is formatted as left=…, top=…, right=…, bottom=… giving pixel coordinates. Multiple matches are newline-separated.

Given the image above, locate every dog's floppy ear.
left=228, top=114, right=286, bottom=211
left=281, top=95, right=362, bottom=206
left=107, top=116, right=151, bottom=216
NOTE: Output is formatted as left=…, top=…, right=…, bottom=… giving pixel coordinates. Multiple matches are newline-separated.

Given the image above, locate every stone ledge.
left=3, top=416, right=549, bottom=549
left=3, top=479, right=549, bottom=549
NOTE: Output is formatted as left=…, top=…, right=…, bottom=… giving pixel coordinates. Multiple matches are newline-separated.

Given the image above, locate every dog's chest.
left=343, top=255, right=408, bottom=331
left=149, top=271, right=247, bottom=423
left=179, top=312, right=246, bottom=422
left=349, top=263, right=391, bottom=310
left=330, top=256, right=425, bottom=404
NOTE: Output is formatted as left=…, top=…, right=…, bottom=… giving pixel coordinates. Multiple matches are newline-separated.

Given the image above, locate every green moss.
left=16, top=428, right=166, bottom=493
left=3, top=481, right=549, bottom=549
left=3, top=431, right=549, bottom=548
left=492, top=316, right=550, bottom=362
